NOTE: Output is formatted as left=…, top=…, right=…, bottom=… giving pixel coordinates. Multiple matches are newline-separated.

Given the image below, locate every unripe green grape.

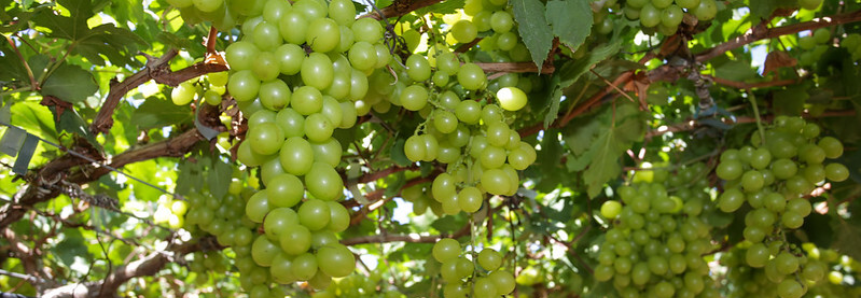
left=693, top=0, right=717, bottom=21
left=676, top=0, right=700, bottom=9
left=171, top=82, right=196, bottom=105
left=349, top=69, right=369, bottom=101
left=280, top=11, right=308, bottom=44
left=400, top=84, right=429, bottom=111
left=228, top=70, right=261, bottom=102
left=451, top=20, right=478, bottom=43
left=351, top=18, right=383, bottom=43
left=328, top=0, right=356, bottom=26
left=601, top=200, right=622, bottom=219
left=304, top=161, right=343, bottom=201
left=433, top=238, right=460, bottom=263
left=306, top=18, right=340, bottom=53
left=661, top=5, right=683, bottom=28
left=490, top=11, right=514, bottom=33
left=293, top=0, right=326, bottom=20
left=825, top=163, right=849, bottom=182
left=818, top=137, right=843, bottom=159
left=639, top=4, right=661, bottom=27
left=374, top=43, right=392, bottom=69
left=406, top=54, right=432, bottom=82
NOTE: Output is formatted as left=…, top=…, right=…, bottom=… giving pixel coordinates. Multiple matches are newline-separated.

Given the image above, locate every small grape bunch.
left=798, top=28, right=833, bottom=66
left=622, top=0, right=719, bottom=36
left=596, top=182, right=719, bottom=298
left=432, top=238, right=516, bottom=298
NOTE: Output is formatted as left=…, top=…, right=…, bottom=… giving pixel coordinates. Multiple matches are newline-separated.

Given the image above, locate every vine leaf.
left=209, top=156, right=232, bottom=200
left=31, top=0, right=145, bottom=66
left=512, top=0, right=553, bottom=72
left=131, top=97, right=194, bottom=130
left=574, top=103, right=645, bottom=198
left=41, top=64, right=98, bottom=104
left=545, top=0, right=592, bottom=52
left=542, top=40, right=623, bottom=127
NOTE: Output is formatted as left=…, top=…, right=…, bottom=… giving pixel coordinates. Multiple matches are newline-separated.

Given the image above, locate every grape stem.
left=747, top=90, right=767, bottom=146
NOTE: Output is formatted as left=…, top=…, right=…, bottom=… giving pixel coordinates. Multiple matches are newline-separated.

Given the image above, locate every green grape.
left=348, top=41, right=377, bottom=72
left=693, top=0, right=717, bottom=21
left=291, top=252, right=318, bottom=281
left=301, top=53, right=335, bottom=91
left=490, top=11, right=513, bottom=33
left=280, top=137, right=315, bottom=176
left=594, top=264, right=615, bottom=282
left=171, top=82, right=196, bottom=105
left=716, top=160, right=744, bottom=180
left=279, top=223, right=312, bottom=255
left=280, top=11, right=308, bottom=45
left=676, top=0, right=700, bottom=9
left=639, top=4, right=660, bottom=27
left=351, top=18, right=383, bottom=44
left=328, top=0, right=356, bottom=26
left=489, top=270, right=516, bottom=295
left=825, top=163, right=849, bottom=182
left=316, top=244, right=355, bottom=278
left=451, top=20, right=478, bottom=43
left=228, top=70, right=261, bottom=102
left=818, top=137, right=843, bottom=159
left=457, top=186, right=483, bottom=213
left=293, top=0, right=326, bottom=20
left=601, top=200, right=622, bottom=219
left=746, top=243, right=769, bottom=268
left=661, top=5, right=683, bottom=27
left=478, top=249, right=502, bottom=271
left=406, top=54, right=432, bottom=82
left=400, top=84, right=429, bottom=111
left=457, top=63, right=487, bottom=90
left=777, top=279, right=804, bottom=298
left=433, top=238, right=460, bottom=263
left=305, top=162, right=342, bottom=201
left=251, top=235, right=281, bottom=266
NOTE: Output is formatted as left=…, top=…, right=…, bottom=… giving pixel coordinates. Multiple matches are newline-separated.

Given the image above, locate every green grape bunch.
left=596, top=178, right=720, bottom=298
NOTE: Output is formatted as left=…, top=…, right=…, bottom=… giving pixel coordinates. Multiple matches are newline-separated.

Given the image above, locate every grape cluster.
left=219, top=0, right=402, bottom=292
left=432, top=239, right=516, bottom=298
left=595, top=171, right=719, bottom=298
left=802, top=243, right=861, bottom=298
left=715, top=116, right=849, bottom=298
left=166, top=0, right=243, bottom=30
left=798, top=28, right=833, bottom=66
left=182, top=186, right=254, bottom=249
left=611, top=0, right=718, bottom=35
left=153, top=195, right=190, bottom=229
left=171, top=71, right=229, bottom=106
left=719, top=243, right=828, bottom=298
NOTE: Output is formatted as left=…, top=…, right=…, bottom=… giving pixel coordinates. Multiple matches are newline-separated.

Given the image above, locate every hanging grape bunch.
left=216, top=0, right=404, bottom=293
left=715, top=116, right=849, bottom=298
left=595, top=165, right=720, bottom=298
left=432, top=239, right=516, bottom=298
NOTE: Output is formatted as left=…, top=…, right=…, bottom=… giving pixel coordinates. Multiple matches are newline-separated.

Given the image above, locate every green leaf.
left=563, top=116, right=602, bottom=155
left=390, top=138, right=412, bottom=167
left=541, top=40, right=622, bottom=126
left=72, top=23, right=147, bottom=67
left=431, top=216, right=467, bottom=235
left=583, top=132, right=621, bottom=198
left=53, top=228, right=89, bottom=267
left=833, top=219, right=861, bottom=263
left=131, top=97, right=193, bottom=130
left=512, top=0, right=554, bottom=72
left=40, top=64, right=98, bottom=104
left=415, top=0, right=465, bottom=15
left=53, top=106, right=99, bottom=148
left=384, top=172, right=406, bottom=199
left=544, top=78, right=563, bottom=128
left=10, top=101, right=57, bottom=143
left=773, top=85, right=809, bottom=116
left=714, top=58, right=757, bottom=82
left=545, top=0, right=592, bottom=51
left=208, top=156, right=232, bottom=200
